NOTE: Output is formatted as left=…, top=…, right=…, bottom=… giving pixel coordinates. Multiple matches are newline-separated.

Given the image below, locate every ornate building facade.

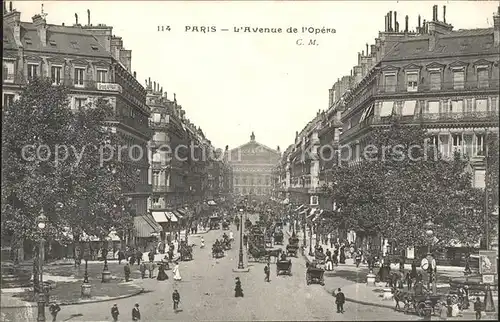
left=229, top=133, right=280, bottom=198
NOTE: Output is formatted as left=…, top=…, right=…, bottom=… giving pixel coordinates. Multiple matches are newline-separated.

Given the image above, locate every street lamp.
left=36, top=210, right=48, bottom=322
left=309, top=222, right=314, bottom=256
left=238, top=207, right=245, bottom=269
left=424, top=219, right=437, bottom=294
left=101, top=236, right=111, bottom=283
left=81, top=240, right=91, bottom=298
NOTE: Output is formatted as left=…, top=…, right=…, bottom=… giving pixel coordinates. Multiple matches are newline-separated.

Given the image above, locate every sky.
left=11, top=0, right=499, bottom=151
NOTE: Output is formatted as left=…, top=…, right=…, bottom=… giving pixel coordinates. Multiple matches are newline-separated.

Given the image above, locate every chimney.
left=443, top=5, right=446, bottom=23
left=494, top=6, right=500, bottom=47
left=153, top=81, right=156, bottom=91
left=9, top=1, right=12, bottom=11
left=133, top=71, right=136, bottom=78
left=384, top=15, right=388, bottom=31
left=370, top=44, right=377, bottom=56
left=87, top=9, right=90, bottom=25
left=3, top=9, right=21, bottom=46
left=389, top=11, right=393, bottom=31
left=366, top=43, right=369, bottom=55
left=433, top=5, right=438, bottom=22
left=418, top=15, right=421, bottom=33
left=62, top=23, right=65, bottom=26
left=75, top=13, right=78, bottom=25
left=32, top=14, right=47, bottom=46
left=160, top=87, right=163, bottom=93
left=405, top=15, right=409, bottom=32
left=423, top=19, right=427, bottom=33
left=394, top=11, right=398, bottom=32
left=277, top=146, right=280, bottom=152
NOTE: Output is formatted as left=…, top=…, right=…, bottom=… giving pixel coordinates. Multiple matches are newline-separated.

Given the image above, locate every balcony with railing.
left=106, top=114, right=152, bottom=136
left=375, top=79, right=500, bottom=95
left=151, top=160, right=171, bottom=170
left=152, top=185, right=175, bottom=193
left=149, top=118, right=171, bottom=130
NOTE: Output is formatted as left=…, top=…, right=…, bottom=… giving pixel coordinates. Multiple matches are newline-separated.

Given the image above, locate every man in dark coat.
left=111, top=304, right=119, bottom=322
left=264, top=263, right=270, bottom=282
left=136, top=249, right=143, bottom=265
left=172, top=290, right=181, bottom=311
left=132, top=303, right=141, bottom=321
left=49, top=302, right=61, bottom=322
left=335, top=288, right=345, bottom=313
left=235, top=277, right=244, bottom=297
left=124, top=262, right=131, bottom=282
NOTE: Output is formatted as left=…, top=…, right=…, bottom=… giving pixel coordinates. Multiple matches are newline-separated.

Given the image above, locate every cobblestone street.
left=1, top=220, right=417, bottom=321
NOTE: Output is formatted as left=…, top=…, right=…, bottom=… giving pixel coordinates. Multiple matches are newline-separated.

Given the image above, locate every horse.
left=393, top=287, right=412, bottom=314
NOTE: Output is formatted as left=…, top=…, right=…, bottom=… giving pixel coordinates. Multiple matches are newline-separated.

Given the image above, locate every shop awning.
left=207, top=200, right=217, bottom=206
left=307, top=208, right=317, bottom=219
left=299, top=207, right=309, bottom=215
left=151, top=211, right=170, bottom=223
left=166, top=211, right=178, bottom=222
left=295, top=204, right=305, bottom=212
left=312, top=209, right=324, bottom=222
left=134, top=215, right=162, bottom=238
left=173, top=209, right=184, bottom=220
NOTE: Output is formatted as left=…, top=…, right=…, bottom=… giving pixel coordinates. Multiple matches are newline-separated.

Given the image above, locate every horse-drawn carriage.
left=286, top=234, right=300, bottom=257
left=209, top=216, right=222, bottom=230
left=273, top=230, right=284, bottom=245
left=276, top=259, right=292, bottom=276
left=212, top=244, right=225, bottom=258
left=179, top=242, right=193, bottom=261
left=306, top=263, right=325, bottom=285
left=393, top=289, right=445, bottom=317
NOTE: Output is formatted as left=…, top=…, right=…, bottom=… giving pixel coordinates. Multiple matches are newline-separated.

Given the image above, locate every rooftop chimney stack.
left=366, top=43, right=369, bottom=55
left=394, top=11, right=398, bottom=32
left=153, top=81, right=156, bottom=91
left=433, top=5, right=438, bottom=22
left=418, top=15, right=421, bottom=32
left=405, top=15, right=409, bottom=32
left=32, top=14, right=47, bottom=46
left=133, top=71, right=136, bottom=78
left=423, top=19, right=427, bottom=33
left=389, top=11, right=393, bottom=31
left=75, top=13, right=78, bottom=25
left=87, top=9, right=90, bottom=25
left=443, top=5, right=446, bottom=23
left=494, top=6, right=500, bottom=47
left=9, top=1, right=12, bottom=11
left=384, top=15, right=388, bottom=32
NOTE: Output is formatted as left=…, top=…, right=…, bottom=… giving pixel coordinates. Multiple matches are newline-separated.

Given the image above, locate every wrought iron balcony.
left=375, top=79, right=500, bottom=95
left=152, top=185, right=175, bottom=193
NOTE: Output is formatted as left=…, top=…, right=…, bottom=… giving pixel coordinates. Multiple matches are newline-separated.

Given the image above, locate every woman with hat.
left=172, top=261, right=182, bottom=281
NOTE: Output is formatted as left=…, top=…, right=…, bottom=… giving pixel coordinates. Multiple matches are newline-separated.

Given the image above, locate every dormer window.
left=406, top=71, right=419, bottom=92
left=49, top=40, right=56, bottom=47
left=383, top=73, right=397, bottom=93
left=451, top=68, right=465, bottom=90
left=476, top=66, right=489, bottom=88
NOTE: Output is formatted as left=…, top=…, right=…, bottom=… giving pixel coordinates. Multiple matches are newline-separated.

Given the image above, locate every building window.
left=406, top=72, right=418, bottom=92
left=74, top=68, right=85, bottom=87
left=428, top=135, right=439, bottom=149
left=464, top=134, right=473, bottom=156
left=27, top=63, right=38, bottom=80
left=97, top=69, right=107, bottom=83
left=475, top=99, right=488, bottom=112
left=74, top=97, right=87, bottom=109
left=384, top=74, right=396, bottom=93
left=452, top=70, right=465, bottom=90
left=402, top=100, right=416, bottom=116
left=3, top=93, right=15, bottom=108
left=452, top=134, right=462, bottom=154
left=429, top=72, right=441, bottom=91
left=451, top=100, right=464, bottom=113
left=153, top=172, right=159, bottom=187
left=427, top=101, right=440, bottom=114
left=51, top=66, right=62, bottom=85
left=152, top=197, right=159, bottom=204
left=474, top=134, right=485, bottom=156
left=3, top=60, right=15, bottom=83
left=477, top=68, right=489, bottom=88
left=380, top=101, right=394, bottom=117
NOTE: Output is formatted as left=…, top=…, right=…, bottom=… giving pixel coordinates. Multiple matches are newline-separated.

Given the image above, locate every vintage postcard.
left=1, top=0, right=499, bottom=321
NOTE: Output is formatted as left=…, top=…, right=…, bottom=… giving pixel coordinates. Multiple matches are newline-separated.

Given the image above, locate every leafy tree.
left=1, top=78, right=139, bottom=256
left=324, top=120, right=485, bottom=253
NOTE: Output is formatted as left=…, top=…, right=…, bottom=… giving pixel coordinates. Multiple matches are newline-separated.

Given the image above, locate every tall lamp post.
left=424, top=219, right=437, bottom=294
left=309, top=222, right=314, bottom=256
left=36, top=210, right=48, bottom=322
left=233, top=205, right=249, bottom=272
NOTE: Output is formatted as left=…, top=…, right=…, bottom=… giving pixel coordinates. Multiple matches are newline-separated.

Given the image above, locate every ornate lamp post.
left=233, top=205, right=249, bottom=272
left=309, top=222, right=314, bottom=256
left=101, top=236, right=111, bottom=283
left=81, top=240, right=91, bottom=298
left=36, top=210, right=48, bottom=322
left=424, top=219, right=437, bottom=294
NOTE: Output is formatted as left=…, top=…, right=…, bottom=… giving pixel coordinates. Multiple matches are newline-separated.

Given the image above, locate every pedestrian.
left=172, top=289, right=181, bottom=311
left=148, top=249, right=155, bottom=263
left=132, top=303, right=141, bottom=321
left=139, top=261, right=146, bottom=279
left=124, top=262, right=131, bottom=282
left=234, top=277, right=244, bottom=297
left=405, top=272, right=412, bottom=291
left=49, top=301, right=61, bottom=322
left=335, top=288, right=345, bottom=313
left=339, top=245, right=346, bottom=264
left=111, top=304, right=119, bottom=322
left=264, top=263, right=270, bottom=282
left=474, top=297, right=482, bottom=320
left=172, top=261, right=182, bottom=281
left=439, top=300, right=448, bottom=320
left=136, top=249, right=142, bottom=265
left=118, top=250, right=125, bottom=264
left=148, top=261, right=156, bottom=279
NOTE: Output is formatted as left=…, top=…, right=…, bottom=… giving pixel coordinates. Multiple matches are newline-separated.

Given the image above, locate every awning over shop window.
left=152, top=211, right=169, bottom=223
left=307, top=208, right=317, bottom=220
left=166, top=212, right=178, bottom=222
left=312, top=209, right=324, bottom=222
left=173, top=210, right=184, bottom=220
left=295, top=204, right=305, bottom=212
left=299, top=207, right=309, bottom=215
left=60, top=227, right=121, bottom=242
left=134, top=215, right=162, bottom=238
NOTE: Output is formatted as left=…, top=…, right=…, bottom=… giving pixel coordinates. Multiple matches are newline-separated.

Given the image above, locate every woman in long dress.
left=172, top=262, right=182, bottom=281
